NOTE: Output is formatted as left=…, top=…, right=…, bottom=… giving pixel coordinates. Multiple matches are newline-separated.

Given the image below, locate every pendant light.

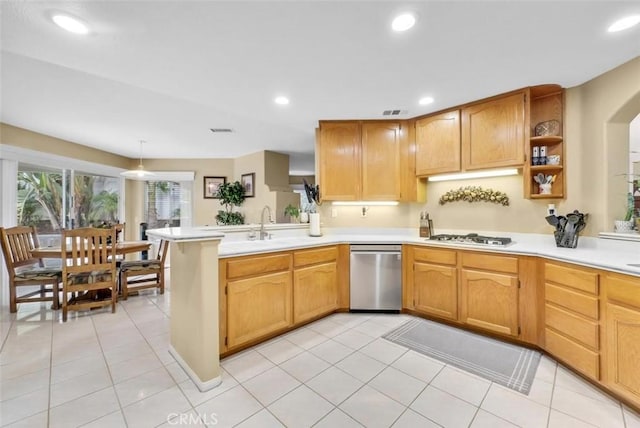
left=121, top=140, right=155, bottom=179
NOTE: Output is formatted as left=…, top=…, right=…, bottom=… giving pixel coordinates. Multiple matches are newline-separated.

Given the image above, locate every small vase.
left=300, top=212, right=309, bottom=223
left=614, top=220, right=634, bottom=232
left=309, top=213, right=321, bottom=236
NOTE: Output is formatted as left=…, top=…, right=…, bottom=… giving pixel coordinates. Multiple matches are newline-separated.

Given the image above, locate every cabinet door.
left=318, top=121, right=361, bottom=200
left=413, top=262, right=458, bottom=321
left=461, top=92, right=526, bottom=170
left=605, top=303, right=640, bottom=403
left=293, top=262, right=338, bottom=324
left=415, top=110, right=461, bottom=176
left=361, top=122, right=400, bottom=200
left=226, top=271, right=292, bottom=349
left=461, top=269, right=519, bottom=336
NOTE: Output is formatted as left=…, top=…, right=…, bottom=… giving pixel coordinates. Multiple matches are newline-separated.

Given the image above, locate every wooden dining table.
left=31, top=240, right=151, bottom=259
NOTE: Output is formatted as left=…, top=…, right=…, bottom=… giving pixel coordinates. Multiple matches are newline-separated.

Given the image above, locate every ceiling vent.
left=210, top=128, right=234, bottom=133
left=382, top=109, right=408, bottom=116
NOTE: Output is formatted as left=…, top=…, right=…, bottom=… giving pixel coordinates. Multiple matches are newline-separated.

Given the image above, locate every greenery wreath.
left=439, top=186, right=509, bottom=206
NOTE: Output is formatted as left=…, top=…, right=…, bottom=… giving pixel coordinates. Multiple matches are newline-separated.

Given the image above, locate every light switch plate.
left=331, top=208, right=338, bottom=218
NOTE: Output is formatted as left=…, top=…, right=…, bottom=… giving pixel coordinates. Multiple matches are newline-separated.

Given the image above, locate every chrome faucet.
left=260, top=205, right=274, bottom=240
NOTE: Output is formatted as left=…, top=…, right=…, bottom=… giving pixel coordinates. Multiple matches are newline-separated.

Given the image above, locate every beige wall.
left=554, top=56, right=640, bottom=234
left=138, top=158, right=235, bottom=226
left=233, top=151, right=300, bottom=224
left=319, top=174, right=553, bottom=233
left=0, top=123, right=130, bottom=168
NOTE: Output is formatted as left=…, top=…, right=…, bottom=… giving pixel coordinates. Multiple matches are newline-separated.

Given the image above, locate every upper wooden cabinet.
left=361, top=122, right=401, bottom=200
left=318, top=120, right=422, bottom=201
left=318, top=121, right=362, bottom=201
left=415, top=110, right=461, bottom=176
left=461, top=91, right=526, bottom=170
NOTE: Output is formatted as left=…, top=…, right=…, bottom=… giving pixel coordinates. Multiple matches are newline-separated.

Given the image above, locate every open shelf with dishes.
left=525, top=85, right=565, bottom=199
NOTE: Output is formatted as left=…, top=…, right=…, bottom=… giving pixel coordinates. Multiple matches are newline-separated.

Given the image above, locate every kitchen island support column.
left=145, top=228, right=224, bottom=392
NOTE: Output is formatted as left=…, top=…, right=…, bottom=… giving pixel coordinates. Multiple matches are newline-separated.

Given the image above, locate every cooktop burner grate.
left=428, top=233, right=512, bottom=246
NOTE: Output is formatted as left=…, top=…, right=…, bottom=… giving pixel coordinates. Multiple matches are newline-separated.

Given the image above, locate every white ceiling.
left=1, top=1, right=639, bottom=175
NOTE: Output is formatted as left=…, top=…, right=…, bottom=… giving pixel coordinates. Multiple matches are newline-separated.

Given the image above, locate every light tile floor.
left=1, top=284, right=640, bottom=427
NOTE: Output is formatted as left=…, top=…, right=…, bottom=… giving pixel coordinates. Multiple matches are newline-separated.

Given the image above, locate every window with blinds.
left=145, top=181, right=182, bottom=229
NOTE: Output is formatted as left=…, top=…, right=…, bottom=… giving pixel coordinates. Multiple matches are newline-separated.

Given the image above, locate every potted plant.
left=215, top=181, right=246, bottom=225
left=284, top=204, right=300, bottom=223
left=614, top=192, right=635, bottom=232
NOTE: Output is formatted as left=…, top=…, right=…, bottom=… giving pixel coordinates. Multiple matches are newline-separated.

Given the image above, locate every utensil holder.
left=554, top=230, right=579, bottom=248
left=550, top=210, right=587, bottom=249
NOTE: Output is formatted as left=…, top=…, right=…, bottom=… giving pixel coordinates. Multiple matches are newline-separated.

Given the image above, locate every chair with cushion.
left=61, top=227, right=117, bottom=322
left=0, top=226, right=62, bottom=313
left=119, top=239, right=168, bottom=299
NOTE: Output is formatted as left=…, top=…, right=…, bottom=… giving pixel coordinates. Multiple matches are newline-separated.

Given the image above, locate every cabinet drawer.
left=293, top=246, right=338, bottom=268
left=605, top=273, right=640, bottom=310
left=545, top=328, right=599, bottom=380
left=545, top=262, right=598, bottom=295
left=227, top=253, right=291, bottom=279
left=413, top=247, right=457, bottom=265
left=545, top=304, right=599, bottom=349
left=461, top=252, right=518, bottom=274
left=545, top=283, right=598, bottom=319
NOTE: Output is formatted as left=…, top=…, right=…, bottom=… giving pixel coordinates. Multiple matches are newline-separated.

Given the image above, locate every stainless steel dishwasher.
left=350, top=244, right=402, bottom=312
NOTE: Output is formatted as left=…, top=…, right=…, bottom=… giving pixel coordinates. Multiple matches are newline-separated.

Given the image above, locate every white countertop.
left=216, top=227, right=640, bottom=277
left=146, top=227, right=224, bottom=242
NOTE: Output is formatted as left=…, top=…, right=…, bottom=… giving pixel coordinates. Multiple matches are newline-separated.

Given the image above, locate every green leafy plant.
left=215, top=181, right=246, bottom=225
left=624, top=191, right=634, bottom=221
left=284, top=204, right=300, bottom=222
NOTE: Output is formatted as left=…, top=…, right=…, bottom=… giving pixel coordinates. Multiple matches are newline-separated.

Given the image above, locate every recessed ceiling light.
left=392, top=13, right=416, bottom=32
left=607, top=15, right=640, bottom=32
left=419, top=96, right=434, bottom=105
left=274, top=96, right=290, bottom=105
left=52, top=13, right=89, bottom=34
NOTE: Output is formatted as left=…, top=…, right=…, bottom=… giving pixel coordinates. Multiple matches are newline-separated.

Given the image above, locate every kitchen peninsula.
left=149, top=225, right=640, bottom=411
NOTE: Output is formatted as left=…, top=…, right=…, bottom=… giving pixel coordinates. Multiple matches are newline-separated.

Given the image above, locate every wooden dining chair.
left=111, top=223, right=126, bottom=264
left=61, top=227, right=117, bottom=322
left=119, top=239, right=168, bottom=300
left=0, top=226, right=62, bottom=313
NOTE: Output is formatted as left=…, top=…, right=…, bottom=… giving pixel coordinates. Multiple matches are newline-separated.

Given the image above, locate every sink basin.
left=627, top=263, right=640, bottom=267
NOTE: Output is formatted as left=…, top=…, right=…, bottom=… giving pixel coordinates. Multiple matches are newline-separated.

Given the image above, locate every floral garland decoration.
left=439, top=186, right=509, bottom=206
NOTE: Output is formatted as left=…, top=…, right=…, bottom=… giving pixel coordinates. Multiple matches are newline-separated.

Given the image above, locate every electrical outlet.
left=331, top=208, right=338, bottom=218
left=361, top=206, right=368, bottom=217
left=547, top=204, right=556, bottom=216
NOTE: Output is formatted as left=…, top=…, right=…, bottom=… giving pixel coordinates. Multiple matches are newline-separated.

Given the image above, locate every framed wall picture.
left=241, top=173, right=255, bottom=197
left=203, top=176, right=226, bottom=199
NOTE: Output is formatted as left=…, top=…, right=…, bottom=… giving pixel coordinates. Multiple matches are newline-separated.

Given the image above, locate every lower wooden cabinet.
left=460, top=269, right=519, bottom=336
left=220, top=245, right=343, bottom=354
left=293, top=261, right=337, bottom=324
left=226, top=271, right=292, bottom=349
left=603, top=273, right=640, bottom=406
left=605, top=302, right=640, bottom=401
left=414, top=262, right=458, bottom=321
left=543, top=261, right=600, bottom=380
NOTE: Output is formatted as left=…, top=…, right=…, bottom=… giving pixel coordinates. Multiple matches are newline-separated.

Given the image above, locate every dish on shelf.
left=534, top=120, right=560, bottom=137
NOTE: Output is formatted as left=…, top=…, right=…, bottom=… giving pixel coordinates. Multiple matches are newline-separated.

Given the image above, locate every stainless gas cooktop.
left=428, top=233, right=513, bottom=246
